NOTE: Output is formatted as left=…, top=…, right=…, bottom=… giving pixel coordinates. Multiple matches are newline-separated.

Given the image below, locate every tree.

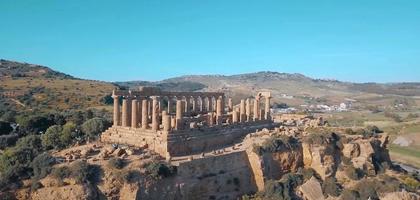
left=60, top=122, right=77, bottom=147
left=16, top=114, right=54, bottom=135
left=101, top=94, right=113, bottom=105
left=41, top=125, right=63, bottom=150
left=0, top=111, right=16, bottom=123
left=0, top=121, right=13, bottom=136
left=81, top=118, right=107, bottom=138
left=15, top=135, right=43, bottom=154
left=31, top=153, right=55, bottom=180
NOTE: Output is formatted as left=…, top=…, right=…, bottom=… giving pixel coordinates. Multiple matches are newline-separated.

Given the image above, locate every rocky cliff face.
left=10, top=128, right=417, bottom=200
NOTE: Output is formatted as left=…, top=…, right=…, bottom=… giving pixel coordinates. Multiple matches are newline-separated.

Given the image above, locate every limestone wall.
left=167, top=121, right=275, bottom=156
left=100, top=126, right=169, bottom=156
left=175, top=151, right=258, bottom=200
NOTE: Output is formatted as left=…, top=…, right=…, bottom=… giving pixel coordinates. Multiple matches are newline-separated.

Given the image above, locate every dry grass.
left=0, top=77, right=115, bottom=111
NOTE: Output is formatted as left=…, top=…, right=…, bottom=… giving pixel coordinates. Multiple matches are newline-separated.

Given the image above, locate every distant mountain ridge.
left=1, top=59, right=420, bottom=112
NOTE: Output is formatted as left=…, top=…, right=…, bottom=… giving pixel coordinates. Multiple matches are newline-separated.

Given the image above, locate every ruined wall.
left=136, top=151, right=258, bottom=200
left=176, top=151, right=257, bottom=200
left=102, top=121, right=276, bottom=158
left=167, top=121, right=275, bottom=156
left=101, top=126, right=169, bottom=156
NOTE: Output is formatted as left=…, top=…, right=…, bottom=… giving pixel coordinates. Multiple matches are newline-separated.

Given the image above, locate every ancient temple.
left=101, top=87, right=275, bottom=157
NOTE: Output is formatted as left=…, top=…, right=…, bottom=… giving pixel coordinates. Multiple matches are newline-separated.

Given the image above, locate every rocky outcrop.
left=31, top=184, right=100, bottom=200
left=298, top=177, right=324, bottom=200
left=302, top=135, right=341, bottom=180
left=381, top=191, right=420, bottom=200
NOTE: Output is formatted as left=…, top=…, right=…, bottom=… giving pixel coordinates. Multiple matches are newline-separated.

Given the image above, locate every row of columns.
left=231, top=96, right=271, bottom=123
left=113, top=95, right=271, bottom=131
left=112, top=95, right=226, bottom=130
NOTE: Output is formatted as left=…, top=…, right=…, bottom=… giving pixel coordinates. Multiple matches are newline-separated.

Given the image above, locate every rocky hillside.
left=0, top=59, right=73, bottom=79
left=0, top=60, right=116, bottom=113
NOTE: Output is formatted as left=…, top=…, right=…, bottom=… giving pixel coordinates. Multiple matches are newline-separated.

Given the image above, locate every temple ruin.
left=101, top=87, right=275, bottom=157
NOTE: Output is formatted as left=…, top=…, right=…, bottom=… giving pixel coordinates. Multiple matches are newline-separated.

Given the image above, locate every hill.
left=122, top=71, right=420, bottom=109
left=0, top=59, right=116, bottom=113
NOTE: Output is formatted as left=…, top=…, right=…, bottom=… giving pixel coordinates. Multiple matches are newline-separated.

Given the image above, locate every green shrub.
left=15, top=135, right=43, bottom=154
left=344, top=166, right=363, bottom=180
left=31, top=153, right=55, bottom=180
left=0, top=134, right=18, bottom=149
left=52, top=161, right=102, bottom=184
left=0, top=146, right=37, bottom=179
left=122, top=170, right=140, bottom=183
left=298, top=168, right=321, bottom=182
left=51, top=166, right=71, bottom=180
left=253, top=135, right=299, bottom=155
left=322, top=177, right=340, bottom=197
left=60, top=122, right=77, bottom=147
left=402, top=176, right=420, bottom=192
left=30, top=181, right=43, bottom=191
left=145, top=162, right=177, bottom=179
left=108, top=158, right=125, bottom=169
left=257, top=173, right=303, bottom=200
left=304, top=132, right=340, bottom=146
left=41, top=125, right=63, bottom=150
left=0, top=121, right=13, bottom=135
left=81, top=117, right=107, bottom=138
left=341, top=189, right=361, bottom=200
left=342, top=156, right=352, bottom=165
left=353, top=176, right=400, bottom=200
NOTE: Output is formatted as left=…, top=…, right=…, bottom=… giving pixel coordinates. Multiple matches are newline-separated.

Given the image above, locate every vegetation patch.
left=145, top=162, right=177, bottom=179
left=252, top=135, right=299, bottom=155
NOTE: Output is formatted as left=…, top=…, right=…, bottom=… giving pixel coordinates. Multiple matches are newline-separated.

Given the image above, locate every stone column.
left=184, top=97, right=189, bottom=113
left=141, top=99, right=148, bottom=129
left=151, top=97, right=159, bottom=131
left=121, top=98, right=128, bottom=127
left=167, top=97, right=171, bottom=114
left=208, top=112, right=215, bottom=126
left=259, top=109, right=264, bottom=120
left=253, top=99, right=259, bottom=121
left=240, top=99, right=245, bottom=123
left=113, top=95, right=120, bottom=126
left=216, top=97, right=223, bottom=125
left=206, top=97, right=211, bottom=112
left=216, top=96, right=223, bottom=117
left=221, top=96, right=225, bottom=114
left=228, top=98, right=233, bottom=112
left=265, top=97, right=271, bottom=120
left=199, top=97, right=204, bottom=112
left=137, top=99, right=142, bottom=125
left=131, top=99, right=138, bottom=128
left=212, top=97, right=217, bottom=111
left=127, top=97, right=132, bottom=127
left=148, top=100, right=152, bottom=120
left=191, top=97, right=196, bottom=113
left=176, top=100, right=183, bottom=130
left=246, top=98, right=251, bottom=122
left=171, top=116, right=176, bottom=129
left=232, top=109, right=239, bottom=124
left=162, top=111, right=171, bottom=131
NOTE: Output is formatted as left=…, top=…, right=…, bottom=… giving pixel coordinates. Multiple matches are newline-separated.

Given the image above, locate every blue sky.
left=1, top=0, right=419, bottom=82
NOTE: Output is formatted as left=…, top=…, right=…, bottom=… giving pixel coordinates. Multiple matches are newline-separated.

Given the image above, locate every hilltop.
left=121, top=71, right=420, bottom=110
left=0, top=59, right=116, bottom=113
